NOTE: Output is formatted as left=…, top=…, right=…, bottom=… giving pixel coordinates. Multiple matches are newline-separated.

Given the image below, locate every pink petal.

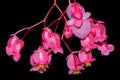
left=82, top=12, right=91, bottom=20
left=78, top=51, right=87, bottom=63
left=13, top=53, right=21, bottom=62
left=30, top=66, right=39, bottom=72
left=72, top=19, right=91, bottom=39
left=73, top=19, right=83, bottom=28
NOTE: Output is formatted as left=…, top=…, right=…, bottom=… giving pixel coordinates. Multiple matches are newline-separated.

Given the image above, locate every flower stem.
left=62, top=38, right=72, bottom=53
left=43, top=4, right=55, bottom=27
left=21, top=20, right=44, bottom=40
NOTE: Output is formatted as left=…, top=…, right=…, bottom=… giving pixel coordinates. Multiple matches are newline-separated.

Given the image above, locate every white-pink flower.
left=98, top=41, right=114, bottom=56
left=30, top=46, right=51, bottom=73
left=6, top=34, right=24, bottom=62
left=66, top=53, right=84, bottom=75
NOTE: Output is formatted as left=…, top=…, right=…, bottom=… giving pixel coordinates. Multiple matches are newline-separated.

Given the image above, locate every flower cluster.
left=5, top=0, right=114, bottom=75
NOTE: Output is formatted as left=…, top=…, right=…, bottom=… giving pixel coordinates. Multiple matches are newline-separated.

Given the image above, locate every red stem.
left=44, top=5, right=55, bottom=27
left=62, top=39, right=72, bottom=53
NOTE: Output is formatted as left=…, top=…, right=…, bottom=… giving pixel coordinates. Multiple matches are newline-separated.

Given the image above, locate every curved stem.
left=21, top=20, right=43, bottom=40
left=55, top=5, right=67, bottom=22
left=44, top=4, right=55, bottom=27
left=47, top=19, right=58, bottom=28
left=15, top=27, right=28, bottom=35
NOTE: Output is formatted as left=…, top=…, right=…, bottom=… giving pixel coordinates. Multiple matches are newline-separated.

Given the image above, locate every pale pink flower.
left=78, top=50, right=95, bottom=67
left=66, top=2, right=84, bottom=19
left=94, top=21, right=108, bottom=42
left=98, top=41, right=114, bottom=56
left=6, top=34, right=24, bottom=62
left=30, top=46, right=51, bottom=73
left=81, top=34, right=96, bottom=51
left=64, top=24, right=73, bottom=39
left=66, top=2, right=91, bottom=28
left=66, top=53, right=84, bottom=75
left=71, top=19, right=91, bottom=39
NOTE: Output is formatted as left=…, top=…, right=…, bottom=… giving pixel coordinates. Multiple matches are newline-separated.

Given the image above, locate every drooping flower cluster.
left=65, top=2, right=114, bottom=74
left=5, top=0, right=114, bottom=75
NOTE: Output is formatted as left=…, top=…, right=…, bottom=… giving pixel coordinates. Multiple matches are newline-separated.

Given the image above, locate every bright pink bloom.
left=30, top=46, right=51, bottom=73
left=64, top=24, right=73, bottom=39
left=48, top=33, right=64, bottom=54
left=98, top=41, right=114, bottom=56
left=81, top=34, right=96, bottom=51
left=66, top=53, right=84, bottom=75
left=94, top=21, right=108, bottom=42
left=42, top=28, right=63, bottom=54
left=78, top=50, right=95, bottom=67
left=6, top=34, right=24, bottom=62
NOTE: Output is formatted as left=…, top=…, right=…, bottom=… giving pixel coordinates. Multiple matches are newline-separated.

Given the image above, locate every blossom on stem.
left=30, top=46, right=51, bottom=73
left=94, top=21, right=108, bottom=42
left=78, top=50, right=95, bottom=67
left=66, top=53, right=84, bottom=75
left=42, top=28, right=63, bottom=54
left=97, top=41, right=114, bottom=56
left=6, top=34, right=24, bottom=62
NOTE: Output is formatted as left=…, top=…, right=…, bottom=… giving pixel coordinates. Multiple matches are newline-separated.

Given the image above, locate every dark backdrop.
left=0, top=0, right=119, bottom=80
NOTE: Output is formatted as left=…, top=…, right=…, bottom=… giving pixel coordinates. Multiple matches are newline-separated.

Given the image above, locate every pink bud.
left=6, top=34, right=24, bottom=62
left=42, top=27, right=52, bottom=42
left=64, top=24, right=73, bottom=39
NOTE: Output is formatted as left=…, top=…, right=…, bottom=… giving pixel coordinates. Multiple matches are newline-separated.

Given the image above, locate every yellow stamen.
left=39, top=64, right=45, bottom=70
left=85, top=62, right=91, bottom=67
left=73, top=71, right=81, bottom=75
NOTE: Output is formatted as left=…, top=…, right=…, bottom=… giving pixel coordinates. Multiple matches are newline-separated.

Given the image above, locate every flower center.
left=39, top=64, right=45, bottom=70
left=85, top=62, right=91, bottom=67
left=73, top=71, right=81, bottom=75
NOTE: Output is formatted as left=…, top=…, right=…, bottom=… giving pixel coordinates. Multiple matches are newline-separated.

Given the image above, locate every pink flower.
left=42, top=28, right=64, bottom=54
left=94, top=21, right=108, bottom=42
left=6, top=34, right=24, bottom=62
left=98, top=41, right=114, bottom=56
left=81, top=34, right=96, bottom=51
left=78, top=50, right=95, bottom=67
left=64, top=24, right=73, bottom=39
left=48, top=33, right=64, bottom=54
left=30, top=46, right=51, bottom=73
left=66, top=2, right=84, bottom=19
left=66, top=53, right=84, bottom=75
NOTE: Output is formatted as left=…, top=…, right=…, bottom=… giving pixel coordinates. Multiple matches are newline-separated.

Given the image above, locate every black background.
left=0, top=0, right=120, bottom=80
